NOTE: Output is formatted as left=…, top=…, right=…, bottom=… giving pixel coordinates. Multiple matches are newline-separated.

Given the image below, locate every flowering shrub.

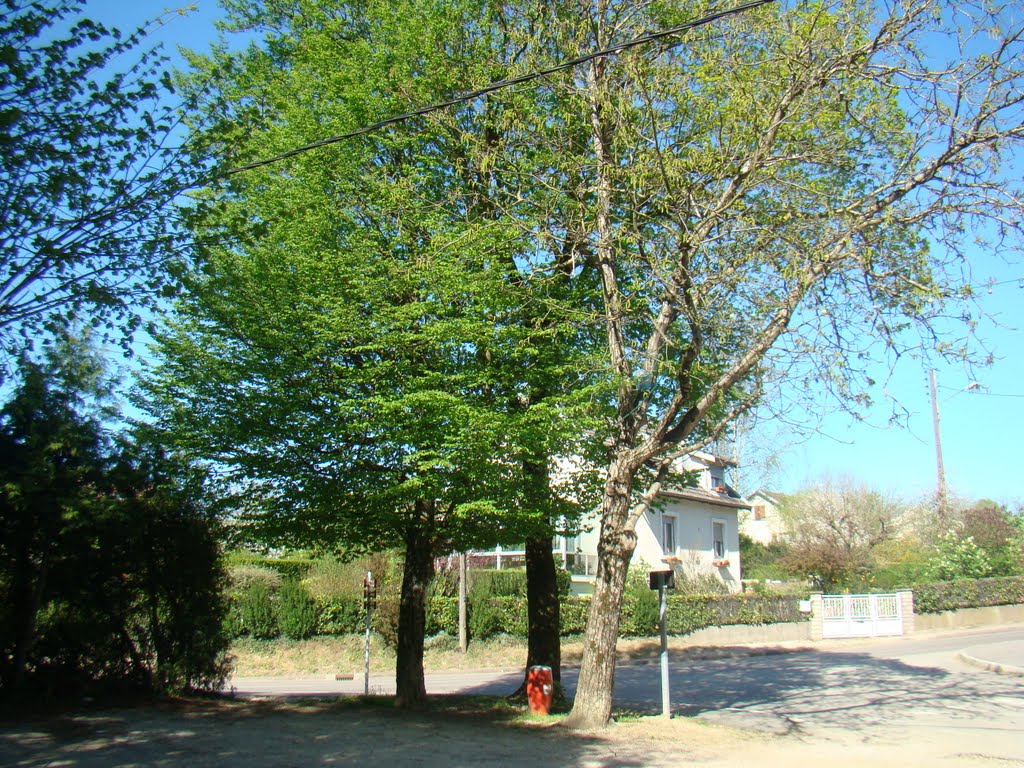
left=928, top=532, right=994, bottom=581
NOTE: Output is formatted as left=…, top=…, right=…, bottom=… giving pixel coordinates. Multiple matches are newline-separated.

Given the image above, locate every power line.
left=223, top=0, right=778, bottom=177
left=939, top=384, right=1024, bottom=399
left=978, top=277, right=1024, bottom=289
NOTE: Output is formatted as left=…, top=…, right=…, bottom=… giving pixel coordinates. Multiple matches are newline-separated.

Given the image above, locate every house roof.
left=684, top=450, right=738, bottom=468
left=658, top=486, right=752, bottom=510
left=749, top=489, right=790, bottom=506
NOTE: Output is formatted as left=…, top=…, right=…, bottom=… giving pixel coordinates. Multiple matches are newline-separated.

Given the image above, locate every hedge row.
left=229, top=590, right=805, bottom=641
left=226, top=552, right=314, bottom=579
left=913, top=575, right=1024, bottom=614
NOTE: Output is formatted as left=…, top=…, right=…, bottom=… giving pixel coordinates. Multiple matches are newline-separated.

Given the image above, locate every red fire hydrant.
left=527, top=665, right=554, bottom=715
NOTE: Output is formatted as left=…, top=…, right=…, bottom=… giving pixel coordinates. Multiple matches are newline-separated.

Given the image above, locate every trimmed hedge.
left=226, top=552, right=314, bottom=579
left=227, top=588, right=804, bottom=641
left=468, top=568, right=573, bottom=598
left=667, top=594, right=804, bottom=636
left=367, top=594, right=799, bottom=640
left=913, top=575, right=1024, bottom=614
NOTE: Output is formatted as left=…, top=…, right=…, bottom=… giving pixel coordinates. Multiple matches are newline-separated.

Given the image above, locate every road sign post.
left=363, top=571, right=377, bottom=695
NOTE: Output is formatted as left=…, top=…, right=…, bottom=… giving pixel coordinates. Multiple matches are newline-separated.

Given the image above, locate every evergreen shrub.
left=237, top=582, right=279, bottom=639
left=278, top=580, right=319, bottom=640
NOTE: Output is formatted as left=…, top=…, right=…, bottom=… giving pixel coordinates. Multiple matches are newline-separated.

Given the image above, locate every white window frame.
left=662, top=515, right=676, bottom=556
left=711, top=518, right=727, bottom=559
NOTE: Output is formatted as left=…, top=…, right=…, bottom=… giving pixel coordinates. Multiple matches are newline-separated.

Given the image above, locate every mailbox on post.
left=649, top=568, right=674, bottom=718
left=649, top=569, right=675, bottom=590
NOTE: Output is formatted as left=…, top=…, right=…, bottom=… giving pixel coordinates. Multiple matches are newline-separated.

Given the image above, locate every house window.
left=753, top=505, right=766, bottom=521
left=712, top=520, right=726, bottom=559
left=710, top=471, right=724, bottom=490
left=662, top=517, right=676, bottom=555
left=555, top=535, right=577, bottom=554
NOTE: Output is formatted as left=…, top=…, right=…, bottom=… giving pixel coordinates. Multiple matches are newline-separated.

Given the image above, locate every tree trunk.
left=6, top=543, right=49, bottom=693
left=395, top=509, right=435, bottom=709
left=563, top=467, right=636, bottom=730
left=520, top=535, right=561, bottom=688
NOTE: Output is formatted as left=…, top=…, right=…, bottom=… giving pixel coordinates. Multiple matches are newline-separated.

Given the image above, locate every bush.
left=666, top=594, right=803, bottom=636
left=928, top=532, right=995, bottom=581
left=470, top=569, right=528, bottom=597
left=470, top=596, right=528, bottom=640
left=555, top=568, right=573, bottom=596
left=236, top=582, right=279, bottom=639
left=315, top=595, right=364, bottom=635
left=278, top=580, right=319, bottom=640
left=619, top=570, right=660, bottom=637
left=226, top=552, right=314, bottom=580
left=673, top=571, right=730, bottom=596
left=426, top=597, right=460, bottom=636
left=739, top=534, right=791, bottom=580
left=913, top=575, right=1024, bottom=614
left=228, top=564, right=283, bottom=593
left=559, top=597, right=590, bottom=635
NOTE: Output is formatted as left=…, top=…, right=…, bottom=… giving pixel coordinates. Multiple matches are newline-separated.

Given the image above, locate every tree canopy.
left=141, top=0, right=1023, bottom=726
left=0, top=336, right=230, bottom=701
left=0, top=0, right=201, bottom=370
left=140, top=0, right=605, bottom=706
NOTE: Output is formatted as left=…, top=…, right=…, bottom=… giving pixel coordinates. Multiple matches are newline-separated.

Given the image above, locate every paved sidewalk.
left=959, top=639, right=1024, bottom=676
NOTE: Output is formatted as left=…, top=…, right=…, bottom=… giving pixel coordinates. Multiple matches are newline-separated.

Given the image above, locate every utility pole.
left=929, top=369, right=946, bottom=516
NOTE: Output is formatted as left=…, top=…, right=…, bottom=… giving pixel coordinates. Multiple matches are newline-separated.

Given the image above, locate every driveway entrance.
left=821, top=593, right=903, bottom=638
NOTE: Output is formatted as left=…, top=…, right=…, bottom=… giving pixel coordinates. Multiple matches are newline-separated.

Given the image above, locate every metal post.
left=364, top=570, right=373, bottom=696
left=659, top=583, right=671, bottom=718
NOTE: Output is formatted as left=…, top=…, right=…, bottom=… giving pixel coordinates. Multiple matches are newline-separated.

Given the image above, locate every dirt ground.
left=1, top=696, right=1020, bottom=768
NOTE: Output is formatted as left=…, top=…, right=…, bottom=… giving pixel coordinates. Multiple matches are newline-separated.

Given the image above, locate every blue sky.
left=83, top=0, right=1024, bottom=509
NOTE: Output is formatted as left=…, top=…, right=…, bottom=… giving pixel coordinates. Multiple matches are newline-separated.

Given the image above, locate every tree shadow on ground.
left=459, top=645, right=1024, bottom=738
left=0, top=698, right=707, bottom=768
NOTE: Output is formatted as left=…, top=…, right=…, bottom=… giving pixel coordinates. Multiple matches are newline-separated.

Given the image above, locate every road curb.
left=957, top=650, right=1024, bottom=678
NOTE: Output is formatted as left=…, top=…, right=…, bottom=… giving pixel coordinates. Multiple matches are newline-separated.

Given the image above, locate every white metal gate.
left=821, top=593, right=903, bottom=638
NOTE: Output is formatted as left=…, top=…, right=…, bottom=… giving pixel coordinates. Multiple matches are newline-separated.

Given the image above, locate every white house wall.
left=740, top=512, right=775, bottom=546
left=740, top=492, right=788, bottom=545
left=660, top=498, right=741, bottom=591
left=573, top=499, right=741, bottom=593
left=632, top=508, right=666, bottom=568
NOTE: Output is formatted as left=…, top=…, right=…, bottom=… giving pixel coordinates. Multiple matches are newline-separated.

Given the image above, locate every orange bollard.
left=526, top=665, right=554, bottom=715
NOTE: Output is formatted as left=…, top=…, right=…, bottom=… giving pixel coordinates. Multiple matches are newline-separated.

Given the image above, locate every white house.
left=740, top=489, right=790, bottom=545
left=558, top=452, right=749, bottom=593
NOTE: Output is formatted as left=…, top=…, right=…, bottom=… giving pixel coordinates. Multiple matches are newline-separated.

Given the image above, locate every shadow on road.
left=457, top=646, right=1024, bottom=736
left=0, top=699, right=706, bottom=768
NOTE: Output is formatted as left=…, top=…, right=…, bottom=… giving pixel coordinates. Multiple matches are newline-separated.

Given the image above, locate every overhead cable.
left=223, top=0, right=778, bottom=177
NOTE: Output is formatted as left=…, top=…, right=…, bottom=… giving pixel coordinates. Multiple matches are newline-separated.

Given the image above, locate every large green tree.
left=142, top=0, right=598, bottom=707
left=0, top=0, right=200, bottom=369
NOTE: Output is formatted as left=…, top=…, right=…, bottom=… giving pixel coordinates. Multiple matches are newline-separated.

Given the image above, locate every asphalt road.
left=231, top=625, right=1024, bottom=750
